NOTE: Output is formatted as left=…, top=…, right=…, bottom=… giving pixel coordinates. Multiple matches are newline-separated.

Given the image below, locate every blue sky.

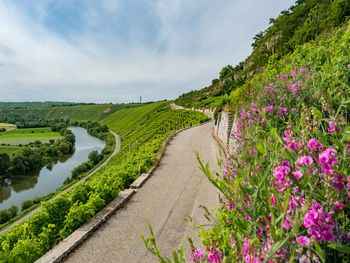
left=0, top=0, right=295, bottom=103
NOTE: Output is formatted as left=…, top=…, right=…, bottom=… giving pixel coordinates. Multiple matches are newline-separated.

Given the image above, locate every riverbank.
left=0, top=129, right=118, bottom=234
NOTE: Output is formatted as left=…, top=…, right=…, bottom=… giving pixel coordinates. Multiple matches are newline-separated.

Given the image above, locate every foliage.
left=0, top=102, right=208, bottom=262
left=0, top=103, right=144, bottom=123
left=164, top=23, right=350, bottom=263
left=174, top=0, right=350, bottom=111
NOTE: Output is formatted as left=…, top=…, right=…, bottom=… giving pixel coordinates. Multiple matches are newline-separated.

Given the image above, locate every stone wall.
left=214, top=111, right=237, bottom=156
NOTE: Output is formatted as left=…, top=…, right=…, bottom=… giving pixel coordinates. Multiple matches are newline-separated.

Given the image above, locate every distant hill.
left=0, top=103, right=144, bottom=122
left=0, top=101, right=76, bottom=109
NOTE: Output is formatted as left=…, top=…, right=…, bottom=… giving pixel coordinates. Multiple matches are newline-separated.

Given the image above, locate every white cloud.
left=0, top=0, right=295, bottom=102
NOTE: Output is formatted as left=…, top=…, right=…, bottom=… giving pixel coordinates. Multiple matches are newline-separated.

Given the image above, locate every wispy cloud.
left=0, top=0, right=295, bottom=103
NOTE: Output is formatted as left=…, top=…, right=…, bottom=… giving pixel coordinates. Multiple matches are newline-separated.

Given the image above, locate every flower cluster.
left=303, top=203, right=335, bottom=242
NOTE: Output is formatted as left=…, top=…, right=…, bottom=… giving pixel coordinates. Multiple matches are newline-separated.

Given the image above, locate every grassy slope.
left=0, top=104, right=143, bottom=122
left=101, top=102, right=167, bottom=135
left=0, top=123, right=16, bottom=131
left=0, top=127, right=62, bottom=145
left=0, top=102, right=209, bottom=262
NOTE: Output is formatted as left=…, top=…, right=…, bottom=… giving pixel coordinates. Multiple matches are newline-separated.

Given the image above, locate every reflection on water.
left=0, top=127, right=105, bottom=211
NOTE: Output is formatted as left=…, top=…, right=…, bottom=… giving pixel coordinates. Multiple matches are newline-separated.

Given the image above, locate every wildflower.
left=292, top=170, right=302, bottom=180
left=296, top=236, right=310, bottom=246
left=297, top=156, right=314, bottom=166
left=191, top=247, right=205, bottom=262
left=303, top=203, right=335, bottom=242
left=224, top=199, right=234, bottom=211
left=334, top=201, right=345, bottom=212
left=265, top=104, right=274, bottom=113
left=207, top=248, right=222, bottom=263
left=332, top=174, right=346, bottom=191
left=318, top=148, right=337, bottom=175
left=291, top=70, right=297, bottom=78
left=283, top=218, right=292, bottom=229
left=307, top=139, right=323, bottom=151
left=279, top=107, right=288, bottom=117
left=283, top=130, right=301, bottom=151
left=327, top=120, right=338, bottom=133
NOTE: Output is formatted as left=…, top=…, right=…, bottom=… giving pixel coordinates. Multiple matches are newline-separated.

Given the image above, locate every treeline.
left=0, top=123, right=75, bottom=175
left=0, top=117, right=69, bottom=129
left=175, top=0, right=350, bottom=109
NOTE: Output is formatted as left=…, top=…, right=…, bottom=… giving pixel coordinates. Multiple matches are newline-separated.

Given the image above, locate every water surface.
left=0, top=127, right=105, bottom=211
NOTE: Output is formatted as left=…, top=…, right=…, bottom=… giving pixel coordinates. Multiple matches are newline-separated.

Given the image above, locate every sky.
left=0, top=0, right=295, bottom=103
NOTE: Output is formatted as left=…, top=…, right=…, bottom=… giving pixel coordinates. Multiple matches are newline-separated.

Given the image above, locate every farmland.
left=0, top=127, right=62, bottom=145
left=0, top=123, right=16, bottom=132
left=0, top=103, right=144, bottom=122
left=0, top=102, right=209, bottom=262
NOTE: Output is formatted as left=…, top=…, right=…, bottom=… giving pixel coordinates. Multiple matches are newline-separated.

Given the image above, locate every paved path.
left=0, top=130, right=120, bottom=235
left=65, top=121, right=221, bottom=263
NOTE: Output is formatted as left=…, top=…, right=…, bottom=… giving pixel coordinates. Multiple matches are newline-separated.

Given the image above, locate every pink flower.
left=265, top=104, right=274, bottom=113
left=291, top=70, right=297, bottom=78
left=307, top=139, right=323, bottom=151
left=292, top=170, right=302, bottom=180
left=303, top=203, right=335, bottom=242
left=283, top=130, right=301, bottom=151
left=334, top=201, right=345, bottom=212
left=296, top=236, right=310, bottom=246
left=297, top=156, right=314, bottom=166
left=207, top=248, right=222, bottom=263
left=279, top=107, right=288, bottom=117
left=318, top=148, right=338, bottom=175
left=283, top=218, right=292, bottom=229
left=332, top=174, right=346, bottom=191
left=327, top=120, right=338, bottom=133
left=191, top=247, right=205, bottom=262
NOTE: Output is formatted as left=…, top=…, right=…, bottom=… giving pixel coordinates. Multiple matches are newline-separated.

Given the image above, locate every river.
left=0, top=127, right=105, bottom=211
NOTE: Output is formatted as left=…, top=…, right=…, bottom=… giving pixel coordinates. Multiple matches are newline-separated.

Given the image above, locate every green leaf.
left=257, top=142, right=266, bottom=155
left=311, top=107, right=323, bottom=119
left=314, top=242, right=326, bottom=263
left=328, top=243, right=350, bottom=254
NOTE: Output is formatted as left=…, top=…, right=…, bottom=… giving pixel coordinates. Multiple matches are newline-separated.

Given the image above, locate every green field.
left=0, top=123, right=16, bottom=132
left=0, top=146, right=23, bottom=155
left=101, top=102, right=167, bottom=135
left=0, top=127, right=62, bottom=145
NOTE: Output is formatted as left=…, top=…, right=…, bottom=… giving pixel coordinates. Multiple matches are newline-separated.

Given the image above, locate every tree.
left=88, top=150, right=103, bottom=165
left=0, top=153, right=10, bottom=174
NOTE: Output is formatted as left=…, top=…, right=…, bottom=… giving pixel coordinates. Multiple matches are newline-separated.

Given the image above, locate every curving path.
left=65, top=121, right=221, bottom=262
left=0, top=130, right=120, bottom=235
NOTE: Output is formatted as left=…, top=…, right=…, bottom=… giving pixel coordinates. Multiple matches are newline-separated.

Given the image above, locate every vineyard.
left=0, top=102, right=208, bottom=262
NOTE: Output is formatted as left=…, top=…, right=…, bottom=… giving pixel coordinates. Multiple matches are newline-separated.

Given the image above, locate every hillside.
left=0, top=103, right=143, bottom=123
left=175, top=0, right=350, bottom=110
left=0, top=102, right=209, bottom=262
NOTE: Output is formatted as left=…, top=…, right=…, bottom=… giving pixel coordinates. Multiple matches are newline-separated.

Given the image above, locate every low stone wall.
left=214, top=111, right=237, bottom=156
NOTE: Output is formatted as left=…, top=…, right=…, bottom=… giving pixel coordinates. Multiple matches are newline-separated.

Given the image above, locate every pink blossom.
left=191, top=247, right=205, bottom=262
left=292, top=170, right=302, bottom=180
left=334, top=201, right=345, bottom=212
left=332, top=174, right=346, bottom=191
left=265, top=104, right=274, bottom=113
left=307, top=139, right=323, bottom=151
left=318, top=148, right=338, bottom=175
left=296, top=236, right=310, bottom=246
left=327, top=120, right=338, bottom=133
left=291, top=70, right=297, bottom=78
left=303, top=203, right=335, bottom=242
left=279, top=107, right=288, bottom=117
left=299, top=67, right=307, bottom=73
left=283, top=130, right=301, bottom=151
left=283, top=218, right=292, bottom=229
left=207, top=248, right=222, bottom=263
left=297, top=156, right=314, bottom=166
